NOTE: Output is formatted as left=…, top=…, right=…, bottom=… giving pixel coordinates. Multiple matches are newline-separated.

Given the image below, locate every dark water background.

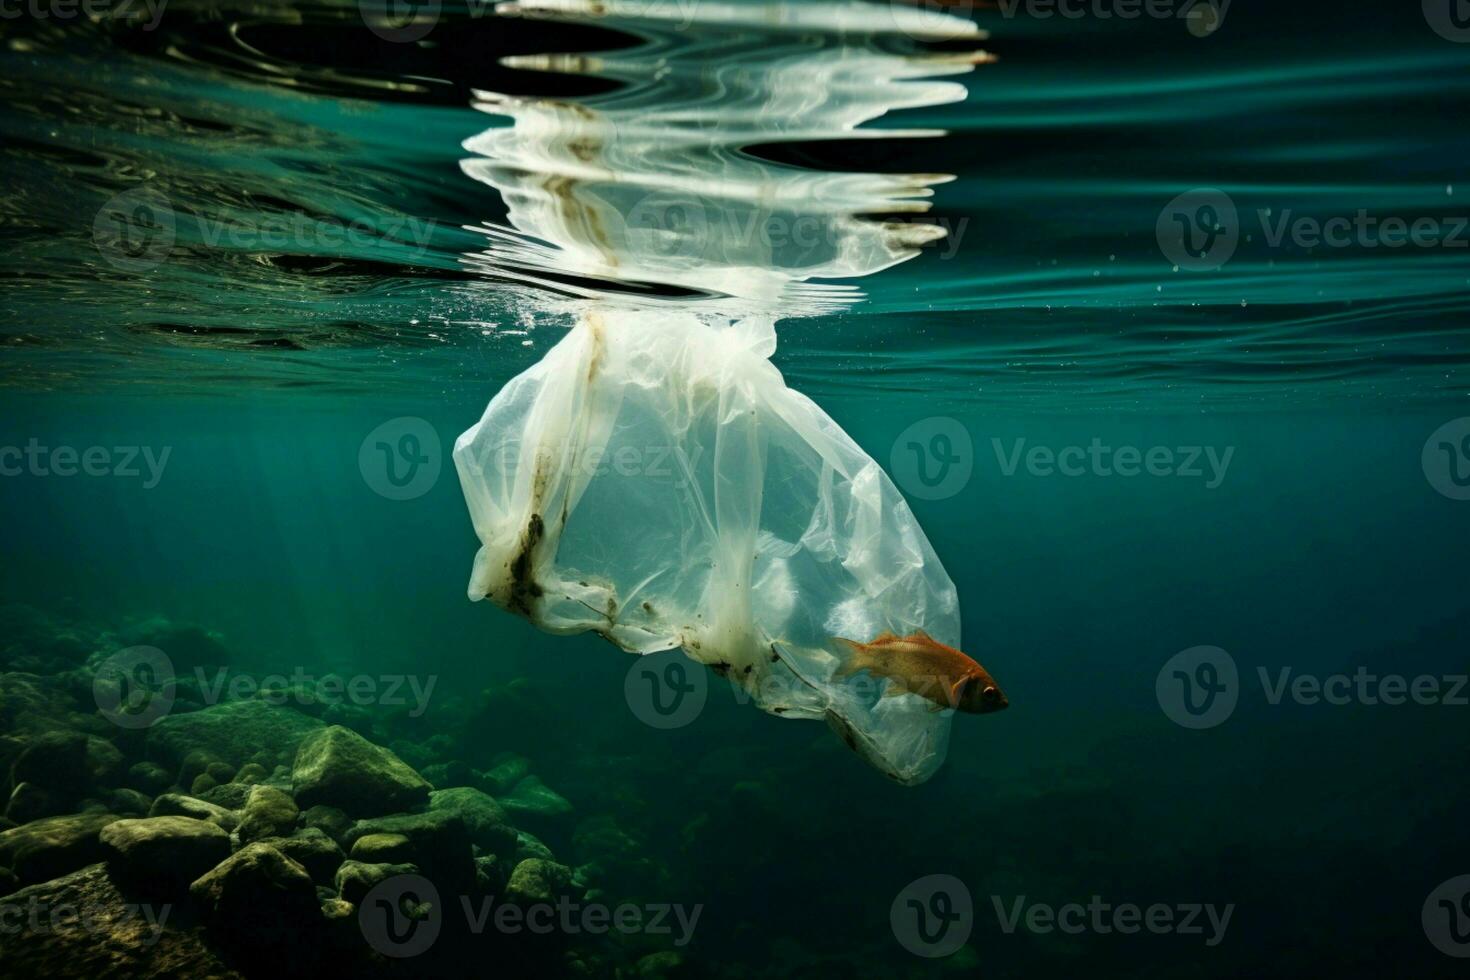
left=4, top=0, right=1470, bottom=976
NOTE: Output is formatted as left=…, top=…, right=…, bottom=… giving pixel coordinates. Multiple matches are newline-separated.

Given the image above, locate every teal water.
left=3, top=1, right=1470, bottom=977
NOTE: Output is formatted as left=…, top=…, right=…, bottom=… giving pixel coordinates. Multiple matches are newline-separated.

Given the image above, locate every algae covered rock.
left=0, top=864, right=240, bottom=978
left=236, top=785, right=299, bottom=843
left=499, top=774, right=574, bottom=832
left=99, top=815, right=231, bottom=890
left=148, top=792, right=238, bottom=831
left=291, top=725, right=430, bottom=816
left=149, top=699, right=324, bottom=770
left=349, top=832, right=414, bottom=864
left=428, top=786, right=519, bottom=857
left=5, top=781, right=61, bottom=823
left=333, top=859, right=418, bottom=905
left=253, top=828, right=344, bottom=885
left=0, top=811, right=118, bottom=884
left=505, top=857, right=574, bottom=905
left=302, top=804, right=350, bottom=843
left=189, top=842, right=318, bottom=934
left=9, top=731, right=92, bottom=793
left=343, top=809, right=474, bottom=888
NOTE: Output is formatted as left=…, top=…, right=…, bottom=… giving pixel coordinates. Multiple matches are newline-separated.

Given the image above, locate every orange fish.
left=834, top=630, right=1009, bottom=714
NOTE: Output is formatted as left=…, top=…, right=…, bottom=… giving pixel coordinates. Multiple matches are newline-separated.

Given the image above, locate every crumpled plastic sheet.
left=454, top=310, right=960, bottom=783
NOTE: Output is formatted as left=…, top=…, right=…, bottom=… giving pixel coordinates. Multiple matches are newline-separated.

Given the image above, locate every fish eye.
left=982, top=686, right=999, bottom=701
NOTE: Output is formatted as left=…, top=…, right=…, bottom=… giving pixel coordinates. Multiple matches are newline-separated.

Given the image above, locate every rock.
left=333, top=859, right=417, bottom=905
left=148, top=793, right=238, bottom=831
left=198, top=781, right=251, bottom=810
left=237, top=785, right=299, bottom=843
left=106, top=788, right=153, bottom=816
left=349, top=832, right=414, bottom=864
left=10, top=731, right=91, bottom=794
left=573, top=815, right=669, bottom=897
left=320, top=895, right=358, bottom=951
left=189, top=843, right=318, bottom=939
left=499, top=775, right=573, bottom=832
left=85, top=736, right=126, bottom=787
left=343, top=810, right=474, bottom=889
left=505, top=857, right=574, bottom=905
left=482, top=755, right=531, bottom=795
left=291, top=726, right=430, bottom=817
left=179, top=750, right=215, bottom=788
left=0, top=864, right=239, bottom=978
left=0, top=812, right=119, bottom=884
left=0, top=865, right=16, bottom=897
left=205, top=762, right=235, bottom=784
left=100, top=815, right=231, bottom=892
left=233, top=762, right=267, bottom=785
left=127, top=761, right=172, bottom=795
left=254, top=828, right=344, bottom=885
left=387, top=738, right=434, bottom=771
left=149, top=700, right=323, bottom=771
left=514, top=830, right=555, bottom=864
left=421, top=760, right=474, bottom=789
left=0, top=671, right=102, bottom=737
left=429, top=786, right=520, bottom=858
left=475, top=853, right=508, bottom=894
left=302, top=804, right=350, bottom=843
left=119, top=618, right=231, bottom=672
left=189, top=773, right=217, bottom=796
left=6, top=781, right=61, bottom=823
left=637, top=951, right=686, bottom=979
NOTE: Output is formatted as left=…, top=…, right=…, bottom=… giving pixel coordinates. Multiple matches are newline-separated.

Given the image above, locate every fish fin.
left=911, top=628, right=934, bottom=642
left=872, top=630, right=901, bottom=644
left=879, top=680, right=910, bottom=699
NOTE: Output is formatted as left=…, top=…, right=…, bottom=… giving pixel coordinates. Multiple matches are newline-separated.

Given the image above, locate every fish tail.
left=831, top=637, right=870, bottom=679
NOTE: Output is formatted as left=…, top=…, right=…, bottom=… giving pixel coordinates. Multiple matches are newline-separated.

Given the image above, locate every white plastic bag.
left=454, top=309, right=960, bottom=783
